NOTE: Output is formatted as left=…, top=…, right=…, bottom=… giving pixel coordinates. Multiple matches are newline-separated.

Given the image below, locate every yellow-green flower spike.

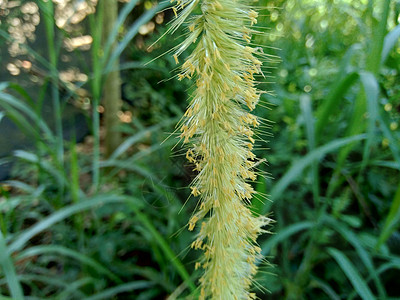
left=170, top=0, right=272, bottom=298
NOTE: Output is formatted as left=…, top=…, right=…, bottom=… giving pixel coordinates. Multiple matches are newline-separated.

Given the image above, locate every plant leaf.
left=327, top=248, right=375, bottom=300
left=381, top=24, right=400, bottom=64
left=0, top=232, right=24, bottom=300
left=263, top=134, right=366, bottom=213
left=377, top=184, right=400, bottom=249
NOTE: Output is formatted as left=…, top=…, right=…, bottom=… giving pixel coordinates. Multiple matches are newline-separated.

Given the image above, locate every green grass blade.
left=367, top=0, right=390, bottom=73
left=16, top=245, right=122, bottom=283
left=3, top=180, right=45, bottom=197
left=102, top=0, right=140, bottom=64
left=379, top=121, right=400, bottom=165
left=376, top=106, right=400, bottom=164
left=104, top=1, right=171, bottom=74
left=13, top=150, right=65, bottom=191
left=334, top=93, right=366, bottom=178
left=359, top=72, right=379, bottom=171
left=300, top=94, right=319, bottom=205
left=381, top=24, right=400, bottom=64
left=101, top=139, right=176, bottom=181
left=252, top=174, right=268, bottom=215
left=85, top=281, right=153, bottom=300
left=0, top=102, right=39, bottom=140
left=315, top=72, right=359, bottom=143
left=0, top=232, right=24, bottom=300
left=263, top=134, right=366, bottom=213
left=127, top=202, right=197, bottom=292
left=56, top=277, right=94, bottom=300
left=18, top=274, right=70, bottom=290
left=325, top=216, right=386, bottom=298
left=377, top=257, right=400, bottom=275
left=371, top=160, right=400, bottom=170
left=376, top=184, right=400, bottom=249
left=0, top=88, right=53, bottom=138
left=8, top=194, right=127, bottom=254
left=331, top=0, right=390, bottom=195
left=7, top=83, right=35, bottom=107
left=310, top=277, right=341, bottom=300
left=300, top=95, right=315, bottom=152
left=327, top=248, right=375, bottom=300
left=108, top=117, right=177, bottom=160
left=261, top=221, right=313, bottom=256
left=337, top=43, right=362, bottom=75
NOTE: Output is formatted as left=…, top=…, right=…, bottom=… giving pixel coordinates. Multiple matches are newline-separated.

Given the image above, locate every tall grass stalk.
left=39, top=0, right=63, bottom=166
left=39, top=0, right=65, bottom=205
left=102, top=0, right=122, bottom=157
left=170, top=0, right=272, bottom=298
left=89, top=2, right=104, bottom=190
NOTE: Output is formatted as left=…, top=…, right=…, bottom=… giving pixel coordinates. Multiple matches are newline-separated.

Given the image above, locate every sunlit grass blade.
left=337, top=43, right=362, bottom=75
left=102, top=0, right=140, bottom=65
left=376, top=184, right=400, bottom=249
left=104, top=1, right=171, bottom=74
left=327, top=248, right=375, bottom=300
left=381, top=24, right=400, bottom=64
left=0, top=232, right=24, bottom=300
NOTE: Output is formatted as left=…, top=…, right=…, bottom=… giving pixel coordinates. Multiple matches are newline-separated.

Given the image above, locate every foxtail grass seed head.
left=169, top=0, right=273, bottom=298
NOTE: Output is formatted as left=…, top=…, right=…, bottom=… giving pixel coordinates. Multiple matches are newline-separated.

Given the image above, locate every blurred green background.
left=0, top=0, right=399, bottom=299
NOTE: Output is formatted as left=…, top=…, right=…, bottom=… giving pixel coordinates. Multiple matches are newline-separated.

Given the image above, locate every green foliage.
left=255, top=0, right=400, bottom=298
left=0, top=0, right=399, bottom=299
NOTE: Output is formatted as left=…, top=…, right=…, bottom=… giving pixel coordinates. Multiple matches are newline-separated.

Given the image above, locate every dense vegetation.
left=0, top=0, right=399, bottom=299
